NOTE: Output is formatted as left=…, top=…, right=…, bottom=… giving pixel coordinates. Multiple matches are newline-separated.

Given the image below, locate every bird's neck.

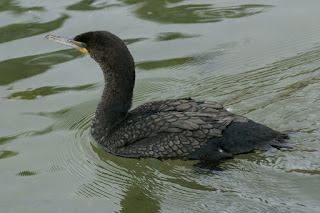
left=91, top=64, right=135, bottom=140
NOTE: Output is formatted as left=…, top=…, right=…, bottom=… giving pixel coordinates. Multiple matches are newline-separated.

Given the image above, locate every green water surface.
left=0, top=0, right=320, bottom=212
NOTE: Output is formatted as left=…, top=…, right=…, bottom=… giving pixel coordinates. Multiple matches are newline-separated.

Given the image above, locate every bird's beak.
left=45, top=34, right=90, bottom=55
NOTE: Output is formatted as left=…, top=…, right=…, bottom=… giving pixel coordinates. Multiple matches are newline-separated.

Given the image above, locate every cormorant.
left=46, top=31, right=291, bottom=162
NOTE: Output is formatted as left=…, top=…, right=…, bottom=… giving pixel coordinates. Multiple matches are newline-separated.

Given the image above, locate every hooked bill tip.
left=45, top=34, right=55, bottom=40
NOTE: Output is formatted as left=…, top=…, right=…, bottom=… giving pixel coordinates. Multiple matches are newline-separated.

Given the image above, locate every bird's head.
left=45, top=31, right=133, bottom=70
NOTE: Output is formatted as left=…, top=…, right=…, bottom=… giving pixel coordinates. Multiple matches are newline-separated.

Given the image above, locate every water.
left=1, top=0, right=320, bottom=212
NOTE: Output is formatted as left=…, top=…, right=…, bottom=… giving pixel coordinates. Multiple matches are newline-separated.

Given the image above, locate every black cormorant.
left=46, top=31, right=291, bottom=162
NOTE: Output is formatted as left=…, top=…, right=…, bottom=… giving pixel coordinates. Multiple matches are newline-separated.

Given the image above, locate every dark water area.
left=0, top=0, right=319, bottom=212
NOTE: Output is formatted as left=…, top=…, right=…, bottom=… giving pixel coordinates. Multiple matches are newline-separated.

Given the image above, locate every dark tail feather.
left=270, top=140, right=293, bottom=149
left=188, top=120, right=293, bottom=162
left=254, top=139, right=293, bottom=151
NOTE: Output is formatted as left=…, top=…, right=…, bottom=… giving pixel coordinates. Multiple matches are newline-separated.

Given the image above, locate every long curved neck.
left=91, top=62, right=135, bottom=140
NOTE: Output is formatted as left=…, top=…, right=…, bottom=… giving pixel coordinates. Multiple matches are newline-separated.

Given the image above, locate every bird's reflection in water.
left=78, top=143, right=217, bottom=212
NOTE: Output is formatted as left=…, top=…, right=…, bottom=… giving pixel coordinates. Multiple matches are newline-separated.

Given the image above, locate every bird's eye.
left=82, top=43, right=86, bottom=48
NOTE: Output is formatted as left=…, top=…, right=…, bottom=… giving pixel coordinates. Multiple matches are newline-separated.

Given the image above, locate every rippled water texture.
left=1, top=0, right=320, bottom=212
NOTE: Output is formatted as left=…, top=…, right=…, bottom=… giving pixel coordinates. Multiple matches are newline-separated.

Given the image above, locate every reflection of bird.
left=46, top=31, right=291, bottom=162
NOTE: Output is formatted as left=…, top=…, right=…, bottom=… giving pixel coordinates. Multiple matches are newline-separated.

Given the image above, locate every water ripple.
left=66, top=0, right=121, bottom=11
left=0, top=14, right=69, bottom=44
left=0, top=0, right=44, bottom=13
left=0, top=49, right=83, bottom=86
left=123, top=1, right=272, bottom=24
left=0, top=150, right=18, bottom=159
left=6, top=84, right=96, bottom=100
left=156, top=32, right=200, bottom=41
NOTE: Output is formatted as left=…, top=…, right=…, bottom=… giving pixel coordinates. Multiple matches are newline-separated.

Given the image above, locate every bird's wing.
left=100, top=101, right=249, bottom=158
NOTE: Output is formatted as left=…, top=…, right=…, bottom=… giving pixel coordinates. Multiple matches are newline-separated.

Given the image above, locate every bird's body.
left=92, top=98, right=289, bottom=161
left=46, top=31, right=290, bottom=163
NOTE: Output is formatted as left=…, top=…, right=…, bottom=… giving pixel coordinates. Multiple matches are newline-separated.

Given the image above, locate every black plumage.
left=47, top=31, right=291, bottom=163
